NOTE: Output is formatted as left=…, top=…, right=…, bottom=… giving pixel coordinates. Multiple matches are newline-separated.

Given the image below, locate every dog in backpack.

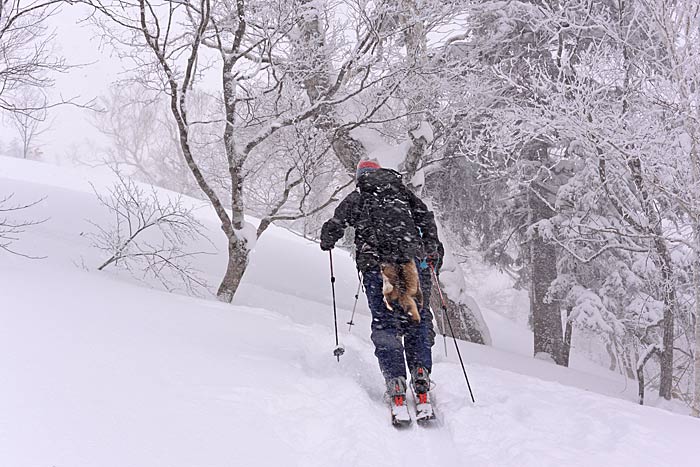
left=380, top=261, right=423, bottom=322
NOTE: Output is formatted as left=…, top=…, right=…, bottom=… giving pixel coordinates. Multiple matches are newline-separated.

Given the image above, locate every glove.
left=426, top=251, right=442, bottom=273
left=320, top=239, right=335, bottom=251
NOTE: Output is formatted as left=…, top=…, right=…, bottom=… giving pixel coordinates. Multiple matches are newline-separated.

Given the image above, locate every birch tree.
left=0, top=0, right=66, bottom=112
left=85, top=0, right=397, bottom=301
left=0, top=193, right=45, bottom=257
left=92, top=84, right=195, bottom=195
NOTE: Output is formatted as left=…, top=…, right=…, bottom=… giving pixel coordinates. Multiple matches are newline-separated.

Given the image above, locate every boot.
left=410, top=366, right=431, bottom=399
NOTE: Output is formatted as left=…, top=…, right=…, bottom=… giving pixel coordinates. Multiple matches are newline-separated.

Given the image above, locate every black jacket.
left=320, top=170, right=443, bottom=271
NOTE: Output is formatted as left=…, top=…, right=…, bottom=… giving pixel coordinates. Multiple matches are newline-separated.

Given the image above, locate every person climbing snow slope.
left=320, top=159, right=444, bottom=426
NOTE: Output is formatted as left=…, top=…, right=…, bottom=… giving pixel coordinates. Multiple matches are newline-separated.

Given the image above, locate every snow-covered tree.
left=0, top=193, right=45, bottom=257
left=92, top=85, right=197, bottom=196
left=87, top=170, right=210, bottom=295
left=436, top=0, right=699, bottom=402
left=0, top=0, right=67, bottom=113
left=84, top=0, right=408, bottom=301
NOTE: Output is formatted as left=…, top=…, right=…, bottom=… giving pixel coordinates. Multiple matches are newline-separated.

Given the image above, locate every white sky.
left=6, top=3, right=229, bottom=165
left=0, top=4, right=117, bottom=163
left=2, top=3, right=214, bottom=164
left=46, top=4, right=126, bottom=163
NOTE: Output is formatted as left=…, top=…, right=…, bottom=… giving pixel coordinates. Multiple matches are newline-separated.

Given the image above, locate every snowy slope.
left=2, top=157, right=700, bottom=467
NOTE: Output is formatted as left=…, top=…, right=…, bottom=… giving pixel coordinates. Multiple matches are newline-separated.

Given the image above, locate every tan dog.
left=380, top=262, right=423, bottom=322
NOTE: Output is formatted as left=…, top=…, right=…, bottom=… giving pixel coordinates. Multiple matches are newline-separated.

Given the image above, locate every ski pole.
left=430, top=265, right=476, bottom=403
left=329, top=251, right=344, bottom=361
left=440, top=304, right=448, bottom=357
left=347, top=279, right=362, bottom=332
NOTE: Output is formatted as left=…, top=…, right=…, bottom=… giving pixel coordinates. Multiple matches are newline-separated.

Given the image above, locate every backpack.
left=355, top=169, right=421, bottom=263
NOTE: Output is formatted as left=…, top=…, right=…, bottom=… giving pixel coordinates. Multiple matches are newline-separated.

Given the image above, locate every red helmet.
left=356, top=160, right=381, bottom=178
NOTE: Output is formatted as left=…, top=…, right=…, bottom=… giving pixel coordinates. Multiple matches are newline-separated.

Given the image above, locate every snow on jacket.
left=321, top=169, right=443, bottom=271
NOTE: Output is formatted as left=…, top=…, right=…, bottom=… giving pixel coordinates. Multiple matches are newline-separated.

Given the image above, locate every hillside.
left=2, top=157, right=699, bottom=467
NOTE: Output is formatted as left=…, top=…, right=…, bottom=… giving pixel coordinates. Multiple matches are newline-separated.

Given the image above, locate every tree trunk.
left=628, top=156, right=676, bottom=400
left=561, top=306, right=573, bottom=367
left=527, top=140, right=564, bottom=365
left=693, top=237, right=700, bottom=416
left=296, top=0, right=366, bottom=173
left=622, top=342, right=637, bottom=380
left=221, top=51, right=249, bottom=226
left=606, top=342, right=618, bottom=372
left=396, top=0, right=429, bottom=181
left=689, top=138, right=700, bottom=416
left=214, top=162, right=249, bottom=303
left=217, top=235, right=248, bottom=302
left=530, top=224, right=563, bottom=363
left=638, top=346, right=661, bottom=405
left=216, top=54, right=250, bottom=303
left=654, top=237, right=676, bottom=400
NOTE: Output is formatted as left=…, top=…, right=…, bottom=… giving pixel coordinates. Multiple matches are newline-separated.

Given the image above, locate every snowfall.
left=2, top=155, right=699, bottom=467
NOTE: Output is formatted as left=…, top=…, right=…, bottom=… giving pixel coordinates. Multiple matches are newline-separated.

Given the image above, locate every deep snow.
left=2, top=156, right=700, bottom=467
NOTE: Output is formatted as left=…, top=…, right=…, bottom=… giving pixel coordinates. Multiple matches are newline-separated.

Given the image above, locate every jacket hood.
left=357, top=168, right=403, bottom=193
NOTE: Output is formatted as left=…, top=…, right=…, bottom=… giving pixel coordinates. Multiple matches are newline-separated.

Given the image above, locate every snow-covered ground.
left=2, top=156, right=700, bottom=467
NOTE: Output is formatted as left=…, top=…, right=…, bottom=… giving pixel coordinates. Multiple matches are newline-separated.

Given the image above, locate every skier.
left=320, top=159, right=444, bottom=425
